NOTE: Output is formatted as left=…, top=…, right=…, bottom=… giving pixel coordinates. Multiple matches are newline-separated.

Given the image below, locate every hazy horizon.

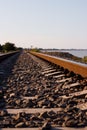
left=0, top=0, right=87, bottom=49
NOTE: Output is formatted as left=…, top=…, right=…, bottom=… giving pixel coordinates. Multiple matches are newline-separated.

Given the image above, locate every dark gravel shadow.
left=0, top=51, right=21, bottom=128
left=52, top=128, right=62, bottom=130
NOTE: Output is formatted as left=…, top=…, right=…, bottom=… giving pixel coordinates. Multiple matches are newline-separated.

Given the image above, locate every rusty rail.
left=30, top=51, right=87, bottom=78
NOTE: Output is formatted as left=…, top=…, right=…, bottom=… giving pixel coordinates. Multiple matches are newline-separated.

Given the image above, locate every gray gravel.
left=0, top=51, right=87, bottom=128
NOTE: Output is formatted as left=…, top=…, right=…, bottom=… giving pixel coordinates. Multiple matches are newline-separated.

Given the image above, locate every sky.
left=0, top=0, right=87, bottom=49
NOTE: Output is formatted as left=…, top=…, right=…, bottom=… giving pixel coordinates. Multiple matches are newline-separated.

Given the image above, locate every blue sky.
left=0, top=0, right=87, bottom=49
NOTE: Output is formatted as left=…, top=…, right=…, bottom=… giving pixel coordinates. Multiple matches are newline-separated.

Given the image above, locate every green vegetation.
left=30, top=47, right=41, bottom=52
left=83, top=56, right=87, bottom=63
left=0, top=42, right=22, bottom=53
left=0, top=44, right=2, bottom=51
left=2, top=42, right=16, bottom=52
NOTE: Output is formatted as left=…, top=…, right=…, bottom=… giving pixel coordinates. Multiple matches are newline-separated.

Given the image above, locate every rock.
left=20, top=76, right=24, bottom=80
left=85, top=95, right=87, bottom=99
left=0, top=110, right=8, bottom=116
left=2, top=119, right=11, bottom=126
left=39, top=111, right=48, bottom=118
left=41, top=122, right=51, bottom=130
left=77, top=122, right=86, bottom=127
left=68, top=99, right=78, bottom=105
left=12, top=113, right=20, bottom=120
left=30, top=115, right=39, bottom=120
left=47, top=110, right=57, bottom=118
left=42, top=106, right=47, bottom=108
left=28, top=99, right=34, bottom=107
left=25, top=121, right=30, bottom=126
left=15, top=99, right=21, bottom=105
left=10, top=93, right=15, bottom=98
left=65, top=106, right=80, bottom=114
left=15, top=122, right=25, bottom=127
left=64, top=118, right=78, bottom=127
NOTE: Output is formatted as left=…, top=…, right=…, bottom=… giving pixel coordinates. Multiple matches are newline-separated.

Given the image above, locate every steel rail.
left=0, top=51, right=20, bottom=62
left=30, top=51, right=87, bottom=78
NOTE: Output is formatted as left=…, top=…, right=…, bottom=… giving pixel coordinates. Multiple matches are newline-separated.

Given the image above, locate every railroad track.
left=0, top=51, right=87, bottom=130
left=0, top=51, right=20, bottom=62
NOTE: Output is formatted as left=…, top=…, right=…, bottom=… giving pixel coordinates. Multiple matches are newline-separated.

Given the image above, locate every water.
left=59, top=50, right=87, bottom=58
left=43, top=49, right=87, bottom=58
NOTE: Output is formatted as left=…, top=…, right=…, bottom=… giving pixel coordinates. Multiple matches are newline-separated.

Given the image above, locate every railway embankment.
left=0, top=51, right=87, bottom=130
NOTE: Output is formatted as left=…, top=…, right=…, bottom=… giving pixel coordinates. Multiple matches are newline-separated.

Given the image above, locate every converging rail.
left=0, top=51, right=20, bottom=62
left=30, top=51, right=87, bottom=78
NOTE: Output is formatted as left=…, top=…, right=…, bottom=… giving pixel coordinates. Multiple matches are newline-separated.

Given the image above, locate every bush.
left=2, top=42, right=16, bottom=52
left=83, top=56, right=87, bottom=63
left=31, top=48, right=40, bottom=52
left=0, top=44, right=2, bottom=52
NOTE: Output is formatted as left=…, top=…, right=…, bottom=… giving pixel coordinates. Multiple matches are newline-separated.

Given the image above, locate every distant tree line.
left=0, top=42, right=22, bottom=53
